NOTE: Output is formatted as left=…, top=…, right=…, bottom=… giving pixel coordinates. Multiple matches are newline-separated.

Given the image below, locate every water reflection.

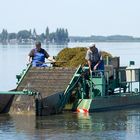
left=127, top=111, right=140, bottom=134
left=35, top=110, right=140, bottom=139
left=1, top=109, right=140, bottom=139
left=0, top=114, right=14, bottom=132
left=75, top=111, right=127, bottom=132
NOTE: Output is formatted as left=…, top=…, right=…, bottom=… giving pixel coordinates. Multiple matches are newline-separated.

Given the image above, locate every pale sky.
left=0, top=0, right=140, bottom=37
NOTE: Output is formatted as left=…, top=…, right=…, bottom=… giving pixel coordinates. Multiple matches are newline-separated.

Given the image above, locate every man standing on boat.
left=85, top=43, right=104, bottom=73
left=28, top=41, right=55, bottom=67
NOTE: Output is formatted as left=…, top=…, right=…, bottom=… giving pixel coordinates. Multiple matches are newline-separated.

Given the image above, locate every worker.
left=85, top=43, right=104, bottom=74
left=28, top=41, right=55, bottom=67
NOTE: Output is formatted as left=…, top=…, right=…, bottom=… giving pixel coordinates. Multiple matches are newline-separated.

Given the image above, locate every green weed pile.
left=55, top=47, right=112, bottom=67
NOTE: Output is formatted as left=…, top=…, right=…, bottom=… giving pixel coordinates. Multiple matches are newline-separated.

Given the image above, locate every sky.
left=0, top=0, right=140, bottom=37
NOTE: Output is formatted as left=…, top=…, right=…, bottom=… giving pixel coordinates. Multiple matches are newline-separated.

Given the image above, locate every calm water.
left=0, top=42, right=140, bottom=140
left=1, top=110, right=140, bottom=140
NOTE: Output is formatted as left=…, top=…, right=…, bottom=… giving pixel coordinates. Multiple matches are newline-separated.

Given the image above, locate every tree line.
left=69, top=35, right=140, bottom=42
left=0, top=27, right=69, bottom=44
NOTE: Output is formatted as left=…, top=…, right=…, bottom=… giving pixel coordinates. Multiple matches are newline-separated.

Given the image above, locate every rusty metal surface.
left=10, top=67, right=76, bottom=113
left=17, top=67, right=76, bottom=97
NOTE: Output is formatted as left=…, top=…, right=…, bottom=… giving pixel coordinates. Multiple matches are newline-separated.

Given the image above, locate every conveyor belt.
left=10, top=67, right=76, bottom=113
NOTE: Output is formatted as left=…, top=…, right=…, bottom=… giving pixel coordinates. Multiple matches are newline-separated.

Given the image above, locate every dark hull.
left=36, top=92, right=63, bottom=116
left=0, top=94, right=14, bottom=113
left=91, top=94, right=140, bottom=112
left=72, top=93, right=140, bottom=112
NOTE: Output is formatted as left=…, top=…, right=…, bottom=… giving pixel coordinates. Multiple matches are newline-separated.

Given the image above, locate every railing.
left=83, top=66, right=140, bottom=98
left=118, top=68, right=140, bottom=93
left=0, top=89, right=40, bottom=96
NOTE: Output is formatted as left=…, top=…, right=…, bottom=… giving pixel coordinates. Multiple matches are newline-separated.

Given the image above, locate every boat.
left=64, top=58, right=140, bottom=113
left=0, top=57, right=140, bottom=116
left=0, top=94, right=14, bottom=113
left=8, top=65, right=77, bottom=115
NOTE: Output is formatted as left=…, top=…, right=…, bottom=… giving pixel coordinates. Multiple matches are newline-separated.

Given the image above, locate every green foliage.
left=8, top=33, right=17, bottom=40
left=45, top=27, right=49, bottom=41
left=55, top=47, right=112, bottom=67
left=0, top=29, right=8, bottom=43
left=17, top=30, right=31, bottom=39
left=49, top=28, right=69, bottom=44
left=0, top=27, right=69, bottom=44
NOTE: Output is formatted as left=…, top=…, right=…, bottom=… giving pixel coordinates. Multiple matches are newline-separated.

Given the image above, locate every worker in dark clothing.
left=28, top=41, right=55, bottom=67
left=85, top=43, right=104, bottom=74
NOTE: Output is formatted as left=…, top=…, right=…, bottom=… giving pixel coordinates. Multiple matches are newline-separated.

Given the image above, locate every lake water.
left=0, top=42, right=140, bottom=140
left=1, top=42, right=140, bottom=91
left=0, top=110, right=140, bottom=140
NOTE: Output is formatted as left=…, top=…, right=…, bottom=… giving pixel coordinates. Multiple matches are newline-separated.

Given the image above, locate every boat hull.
left=36, top=92, right=63, bottom=116
left=69, top=93, right=140, bottom=112
left=0, top=94, right=14, bottom=113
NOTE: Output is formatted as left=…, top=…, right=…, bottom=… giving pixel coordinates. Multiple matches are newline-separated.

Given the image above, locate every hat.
left=89, top=43, right=95, bottom=48
left=35, top=41, right=41, bottom=46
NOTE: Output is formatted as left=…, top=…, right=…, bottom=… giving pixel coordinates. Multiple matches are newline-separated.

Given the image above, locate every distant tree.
left=29, top=29, right=32, bottom=38
left=17, top=30, right=31, bottom=43
left=17, top=30, right=31, bottom=39
left=45, top=27, right=50, bottom=42
left=1, top=29, right=8, bottom=44
left=38, top=33, right=45, bottom=42
left=49, top=32, right=56, bottom=43
left=54, top=28, right=69, bottom=44
left=8, top=33, right=17, bottom=40
left=65, top=29, right=69, bottom=42
left=0, top=27, right=69, bottom=44
left=33, top=28, right=37, bottom=40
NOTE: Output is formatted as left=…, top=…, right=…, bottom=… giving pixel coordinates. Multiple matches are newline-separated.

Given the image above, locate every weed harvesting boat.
left=0, top=57, right=140, bottom=116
